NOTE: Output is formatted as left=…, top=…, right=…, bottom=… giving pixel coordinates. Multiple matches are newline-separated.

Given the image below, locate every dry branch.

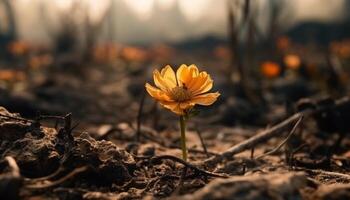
left=255, top=115, right=303, bottom=159
left=300, top=168, right=350, bottom=181
left=25, top=166, right=89, bottom=190
left=203, top=110, right=313, bottom=167
left=203, top=96, right=350, bottom=167
left=151, top=155, right=228, bottom=178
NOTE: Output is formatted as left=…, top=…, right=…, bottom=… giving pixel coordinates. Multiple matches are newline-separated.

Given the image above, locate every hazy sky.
left=7, top=0, right=348, bottom=44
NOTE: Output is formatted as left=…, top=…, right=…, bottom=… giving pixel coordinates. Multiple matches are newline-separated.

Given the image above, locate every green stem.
left=179, top=115, right=187, bottom=161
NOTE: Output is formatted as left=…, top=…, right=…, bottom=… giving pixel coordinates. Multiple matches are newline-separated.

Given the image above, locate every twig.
left=195, top=126, right=210, bottom=158
left=203, top=111, right=311, bottom=167
left=64, top=113, right=72, bottom=133
left=151, top=100, right=159, bottom=130
left=63, top=113, right=74, bottom=142
left=70, top=122, right=80, bottom=133
left=0, top=113, right=33, bottom=123
left=205, top=96, right=350, bottom=166
left=291, top=143, right=308, bottom=155
left=38, top=115, right=65, bottom=121
left=0, top=113, right=70, bottom=126
left=25, top=166, right=89, bottom=190
left=136, top=92, right=146, bottom=142
left=24, top=166, right=65, bottom=183
left=298, top=168, right=350, bottom=180
left=255, top=116, right=303, bottom=159
left=250, top=147, right=255, bottom=159
left=151, top=155, right=228, bottom=178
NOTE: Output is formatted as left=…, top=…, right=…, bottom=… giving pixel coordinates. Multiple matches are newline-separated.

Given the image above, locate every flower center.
left=170, top=86, right=191, bottom=102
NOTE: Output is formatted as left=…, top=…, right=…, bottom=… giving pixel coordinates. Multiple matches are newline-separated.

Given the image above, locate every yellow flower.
left=145, top=64, right=220, bottom=115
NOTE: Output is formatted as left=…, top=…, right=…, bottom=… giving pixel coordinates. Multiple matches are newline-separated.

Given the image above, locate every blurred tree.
left=83, top=1, right=113, bottom=60
left=266, top=0, right=289, bottom=53
left=40, top=0, right=112, bottom=64
left=40, top=1, right=80, bottom=58
left=227, top=0, right=262, bottom=104
left=0, top=0, right=16, bottom=58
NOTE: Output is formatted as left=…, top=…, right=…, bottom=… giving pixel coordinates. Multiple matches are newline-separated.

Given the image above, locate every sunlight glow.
left=86, top=0, right=111, bottom=23
left=178, top=0, right=211, bottom=22
left=16, top=0, right=32, bottom=4
left=123, top=0, right=155, bottom=20
left=51, top=0, right=110, bottom=23
left=53, top=0, right=74, bottom=11
left=293, top=0, right=346, bottom=22
left=157, top=0, right=175, bottom=10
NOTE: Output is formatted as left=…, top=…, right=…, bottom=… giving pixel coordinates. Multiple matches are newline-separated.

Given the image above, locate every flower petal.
left=189, top=92, right=220, bottom=106
left=159, top=101, right=184, bottom=115
left=145, top=83, right=172, bottom=102
left=153, top=70, right=174, bottom=92
left=176, top=64, right=191, bottom=87
left=176, top=64, right=200, bottom=87
left=179, top=102, right=194, bottom=110
left=191, top=74, right=213, bottom=95
left=176, top=64, right=187, bottom=86
left=188, top=64, right=199, bottom=77
left=187, top=72, right=209, bottom=94
left=160, top=65, right=177, bottom=87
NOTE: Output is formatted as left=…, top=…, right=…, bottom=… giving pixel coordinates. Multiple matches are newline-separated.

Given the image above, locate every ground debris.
left=0, top=156, right=22, bottom=199
left=0, top=107, right=59, bottom=177
left=0, top=106, right=137, bottom=198
left=310, top=184, right=350, bottom=200
left=68, top=132, right=136, bottom=184
left=1, top=96, right=350, bottom=200
left=179, top=172, right=306, bottom=200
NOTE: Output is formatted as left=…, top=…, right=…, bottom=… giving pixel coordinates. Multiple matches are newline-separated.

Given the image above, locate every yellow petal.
left=182, top=65, right=200, bottom=88
left=190, top=92, right=220, bottom=106
left=176, top=64, right=192, bottom=87
left=176, top=64, right=187, bottom=86
left=159, top=101, right=184, bottom=115
left=180, top=102, right=194, bottom=110
left=145, top=83, right=172, bottom=102
left=176, top=64, right=200, bottom=88
left=187, top=72, right=209, bottom=94
left=191, top=74, right=213, bottom=95
left=160, top=65, right=177, bottom=87
left=153, top=70, right=174, bottom=92
left=188, top=64, right=199, bottom=77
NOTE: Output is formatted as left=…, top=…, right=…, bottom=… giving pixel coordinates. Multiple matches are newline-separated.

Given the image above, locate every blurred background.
left=1, top=0, right=350, bottom=128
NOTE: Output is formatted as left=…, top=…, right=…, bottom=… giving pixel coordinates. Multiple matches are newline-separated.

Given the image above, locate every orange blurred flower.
left=120, top=46, right=148, bottom=62
left=284, top=54, right=301, bottom=70
left=92, top=44, right=119, bottom=63
left=213, top=46, right=231, bottom=60
left=261, top=61, right=281, bottom=78
left=7, top=41, right=30, bottom=56
left=0, top=70, right=26, bottom=82
left=145, top=64, right=220, bottom=115
left=28, top=54, right=53, bottom=69
left=330, top=40, right=350, bottom=59
left=151, top=44, right=175, bottom=61
left=276, top=36, right=290, bottom=51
